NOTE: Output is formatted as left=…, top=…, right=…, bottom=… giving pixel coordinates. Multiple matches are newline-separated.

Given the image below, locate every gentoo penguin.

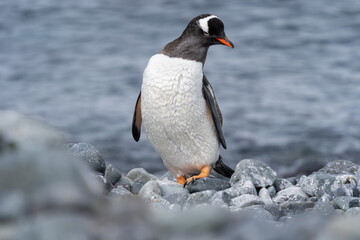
left=132, top=14, right=234, bottom=186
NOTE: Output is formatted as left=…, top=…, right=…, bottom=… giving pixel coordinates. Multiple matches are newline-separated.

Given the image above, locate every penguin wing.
left=202, top=75, right=227, bottom=149
left=132, top=92, right=142, bottom=141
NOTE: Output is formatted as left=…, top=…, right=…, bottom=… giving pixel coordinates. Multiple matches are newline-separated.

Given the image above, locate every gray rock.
left=345, top=207, right=360, bottom=216
left=318, top=160, right=359, bottom=175
left=263, top=203, right=284, bottom=220
left=94, top=174, right=114, bottom=192
left=281, top=201, right=314, bottom=213
left=184, top=190, right=216, bottom=209
left=267, top=186, right=277, bottom=198
left=231, top=194, right=264, bottom=208
left=185, top=177, right=230, bottom=193
left=309, top=196, right=318, bottom=203
left=211, top=191, right=231, bottom=207
left=273, top=186, right=309, bottom=204
left=116, top=175, right=133, bottom=192
left=286, top=177, right=299, bottom=185
left=224, top=178, right=256, bottom=198
left=160, top=171, right=177, bottom=182
left=313, top=201, right=336, bottom=216
left=299, top=172, right=355, bottom=197
left=273, top=178, right=293, bottom=192
left=109, top=186, right=132, bottom=198
left=319, top=193, right=332, bottom=202
left=67, top=142, right=106, bottom=174
left=259, top=188, right=273, bottom=205
left=130, top=182, right=144, bottom=195
left=104, top=164, right=122, bottom=185
left=230, top=159, right=277, bottom=188
left=0, top=110, right=66, bottom=151
left=239, top=205, right=274, bottom=221
left=138, top=181, right=170, bottom=207
left=159, top=181, right=189, bottom=205
left=332, top=196, right=360, bottom=210
left=126, top=168, right=157, bottom=184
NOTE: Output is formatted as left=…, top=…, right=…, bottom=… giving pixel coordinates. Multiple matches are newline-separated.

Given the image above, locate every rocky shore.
left=1, top=110, right=360, bottom=240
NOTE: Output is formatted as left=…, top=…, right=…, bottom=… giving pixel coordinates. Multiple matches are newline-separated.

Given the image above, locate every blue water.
left=1, top=0, right=359, bottom=176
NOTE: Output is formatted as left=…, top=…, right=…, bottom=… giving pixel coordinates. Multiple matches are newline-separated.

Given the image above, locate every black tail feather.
left=213, top=155, right=234, bottom=178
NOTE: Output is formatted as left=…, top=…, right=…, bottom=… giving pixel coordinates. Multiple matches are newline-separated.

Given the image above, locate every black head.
left=161, top=14, right=234, bottom=64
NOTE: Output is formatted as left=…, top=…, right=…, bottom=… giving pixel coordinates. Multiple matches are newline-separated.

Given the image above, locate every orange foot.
left=183, top=166, right=211, bottom=187
left=176, top=176, right=186, bottom=185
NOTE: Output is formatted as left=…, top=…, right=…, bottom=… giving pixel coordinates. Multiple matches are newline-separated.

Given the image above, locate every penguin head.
left=183, top=14, right=234, bottom=48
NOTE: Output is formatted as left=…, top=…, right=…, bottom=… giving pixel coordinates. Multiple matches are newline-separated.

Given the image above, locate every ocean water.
left=1, top=0, right=359, bottom=176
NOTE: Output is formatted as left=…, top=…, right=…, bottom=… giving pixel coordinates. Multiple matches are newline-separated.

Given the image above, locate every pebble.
left=126, top=168, right=158, bottom=184
left=273, top=178, right=293, bottom=192
left=273, top=186, right=309, bottom=204
left=231, top=194, right=264, bottom=208
left=230, top=159, right=277, bottom=188
left=67, top=142, right=106, bottom=174
left=224, top=178, right=256, bottom=198
left=109, top=186, right=133, bottom=198
left=159, top=181, right=190, bottom=205
left=183, top=190, right=216, bottom=209
left=184, top=177, right=230, bottom=193
left=259, top=188, right=273, bottom=205
left=104, top=164, right=122, bottom=185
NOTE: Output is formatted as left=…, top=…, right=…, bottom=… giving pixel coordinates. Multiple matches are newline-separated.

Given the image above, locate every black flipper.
left=202, top=76, right=227, bottom=149
left=213, top=155, right=234, bottom=178
left=132, top=92, right=142, bottom=142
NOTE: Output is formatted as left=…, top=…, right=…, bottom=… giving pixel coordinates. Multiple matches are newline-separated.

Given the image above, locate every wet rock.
left=184, top=190, right=216, bottom=209
left=185, top=177, right=230, bottom=193
left=230, top=159, right=277, bottom=188
left=231, top=194, right=264, bottom=208
left=104, top=164, right=122, bottom=185
left=332, top=196, right=360, bottom=211
left=109, top=186, right=132, bottom=198
left=67, top=142, right=106, bottom=174
left=259, top=188, right=273, bottom=205
left=211, top=191, right=231, bottom=208
left=159, top=181, right=189, bottom=205
left=313, top=201, right=336, bottom=216
left=273, top=178, right=293, bottom=192
left=273, top=186, right=309, bottom=204
left=126, top=168, right=157, bottom=184
left=224, top=179, right=256, bottom=198
left=298, top=173, right=355, bottom=197
left=318, top=160, right=359, bottom=175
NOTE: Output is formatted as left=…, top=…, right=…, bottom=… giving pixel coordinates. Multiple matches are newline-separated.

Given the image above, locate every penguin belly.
left=141, top=54, right=219, bottom=177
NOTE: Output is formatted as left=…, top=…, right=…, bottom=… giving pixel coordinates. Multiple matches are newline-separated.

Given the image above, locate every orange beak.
left=216, top=37, right=234, bottom=48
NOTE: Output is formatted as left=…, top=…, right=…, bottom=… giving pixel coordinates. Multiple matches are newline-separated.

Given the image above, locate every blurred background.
left=0, top=0, right=359, bottom=177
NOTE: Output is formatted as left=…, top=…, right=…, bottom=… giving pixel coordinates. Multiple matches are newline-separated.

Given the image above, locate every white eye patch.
left=197, top=15, right=218, bottom=34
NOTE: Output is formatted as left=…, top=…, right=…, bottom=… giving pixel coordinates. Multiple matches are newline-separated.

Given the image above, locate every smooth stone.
left=231, top=194, right=264, bottom=208
left=313, top=201, right=336, bottom=216
left=104, top=164, right=122, bottom=185
left=332, top=196, right=360, bottom=210
left=116, top=175, right=133, bottom=192
left=230, top=159, right=277, bottom=188
left=184, top=190, right=216, bottom=209
left=138, top=181, right=170, bottom=207
left=159, top=181, right=189, bottom=205
left=345, top=207, right=360, bottom=216
left=67, top=142, right=106, bottom=174
left=267, top=186, right=276, bottom=198
left=318, top=160, right=359, bottom=175
left=109, top=186, right=132, bottom=198
left=259, top=188, right=273, bottom=205
left=211, top=191, right=231, bottom=207
left=273, top=178, right=293, bottom=192
left=240, top=205, right=274, bottom=221
left=126, top=168, right=158, bottom=184
left=160, top=171, right=177, bottom=182
left=224, top=179, right=256, bottom=198
left=185, top=177, right=230, bottom=193
left=299, top=173, right=355, bottom=197
left=130, top=182, right=144, bottom=195
left=273, top=186, right=309, bottom=204
left=94, top=174, right=114, bottom=192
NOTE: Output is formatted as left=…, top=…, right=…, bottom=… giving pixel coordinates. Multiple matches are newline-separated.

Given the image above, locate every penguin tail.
left=213, top=155, right=234, bottom=178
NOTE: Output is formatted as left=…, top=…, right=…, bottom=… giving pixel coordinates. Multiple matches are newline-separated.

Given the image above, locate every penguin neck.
left=160, top=35, right=210, bottom=66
